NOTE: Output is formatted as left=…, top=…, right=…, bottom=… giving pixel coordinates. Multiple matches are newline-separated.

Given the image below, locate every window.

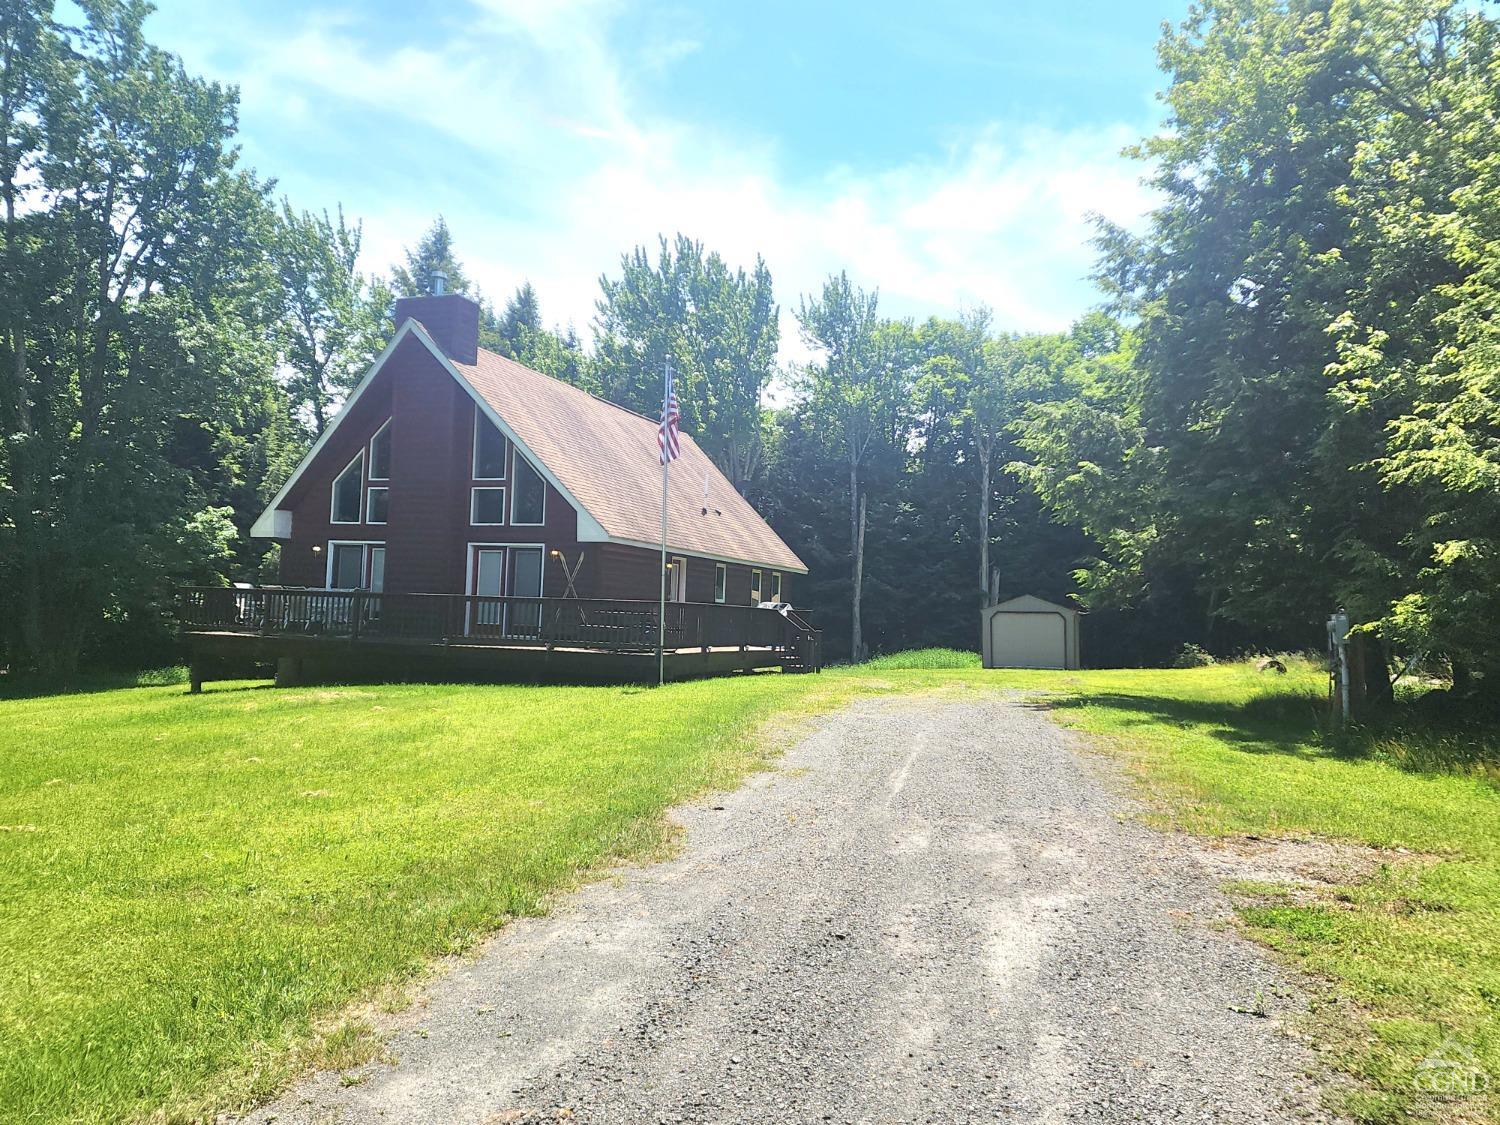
left=330, top=543, right=365, bottom=589
left=331, top=454, right=362, bottom=523
left=369, top=419, right=391, bottom=480
left=750, top=568, right=763, bottom=604
left=366, top=486, right=389, bottom=525
left=471, top=487, right=506, bottom=525
left=510, top=454, right=546, bottom=525
left=714, top=563, right=727, bottom=604
left=368, top=547, right=385, bottom=593
left=473, top=407, right=508, bottom=479
left=771, top=571, right=783, bottom=601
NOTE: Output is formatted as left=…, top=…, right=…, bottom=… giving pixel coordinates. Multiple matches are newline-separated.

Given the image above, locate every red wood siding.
left=588, top=543, right=791, bottom=606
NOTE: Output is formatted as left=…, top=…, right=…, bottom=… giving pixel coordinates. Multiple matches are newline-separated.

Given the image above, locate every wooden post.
left=275, top=656, right=303, bottom=687
left=189, top=657, right=203, bottom=694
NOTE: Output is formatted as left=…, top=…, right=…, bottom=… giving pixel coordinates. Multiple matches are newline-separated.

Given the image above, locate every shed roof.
left=986, top=594, right=1081, bottom=616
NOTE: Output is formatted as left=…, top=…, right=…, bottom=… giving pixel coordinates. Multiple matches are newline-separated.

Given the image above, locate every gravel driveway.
left=249, top=693, right=1336, bottom=1124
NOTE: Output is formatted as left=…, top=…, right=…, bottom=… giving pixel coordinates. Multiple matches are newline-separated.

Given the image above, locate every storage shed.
left=982, top=595, right=1081, bottom=670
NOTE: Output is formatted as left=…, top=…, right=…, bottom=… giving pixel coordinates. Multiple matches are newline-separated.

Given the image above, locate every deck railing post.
left=350, top=590, right=363, bottom=642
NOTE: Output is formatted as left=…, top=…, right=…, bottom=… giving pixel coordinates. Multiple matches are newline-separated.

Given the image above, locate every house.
left=179, top=286, right=818, bottom=687
left=253, top=288, right=806, bottom=607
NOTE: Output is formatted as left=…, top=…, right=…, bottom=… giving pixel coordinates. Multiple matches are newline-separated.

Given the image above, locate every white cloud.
left=150, top=0, right=1160, bottom=361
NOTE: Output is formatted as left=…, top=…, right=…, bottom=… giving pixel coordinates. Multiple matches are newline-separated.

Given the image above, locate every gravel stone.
left=245, top=694, right=1340, bottom=1124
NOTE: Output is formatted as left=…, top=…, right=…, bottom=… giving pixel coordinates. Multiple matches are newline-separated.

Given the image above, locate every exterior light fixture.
left=311, top=544, right=322, bottom=554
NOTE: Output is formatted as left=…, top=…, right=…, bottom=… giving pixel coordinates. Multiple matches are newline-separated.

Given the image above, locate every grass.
left=0, top=672, right=869, bottom=1123
left=2, top=655, right=1497, bottom=1123
left=961, top=658, right=1500, bottom=1124
left=861, top=647, right=982, bottom=670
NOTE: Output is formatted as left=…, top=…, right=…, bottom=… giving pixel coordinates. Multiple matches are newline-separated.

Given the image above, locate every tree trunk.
left=1360, top=632, right=1394, bottom=709
left=978, top=445, right=992, bottom=610
left=852, top=487, right=867, bottom=663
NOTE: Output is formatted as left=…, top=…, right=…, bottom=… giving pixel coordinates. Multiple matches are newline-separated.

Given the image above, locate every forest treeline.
left=2, top=0, right=1498, bottom=683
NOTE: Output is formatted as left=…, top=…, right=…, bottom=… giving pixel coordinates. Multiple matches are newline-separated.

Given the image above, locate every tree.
left=796, top=274, right=911, bottom=662
left=391, top=216, right=469, bottom=296
left=495, top=281, right=541, bottom=358
left=0, top=0, right=280, bottom=674
left=594, top=235, right=778, bottom=491
left=511, top=320, right=596, bottom=391
left=274, top=203, right=390, bottom=433
left=1322, top=5, right=1500, bottom=688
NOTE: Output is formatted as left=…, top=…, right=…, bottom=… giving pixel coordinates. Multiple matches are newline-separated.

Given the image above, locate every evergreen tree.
left=391, top=216, right=470, bottom=296
left=496, top=282, right=542, bottom=358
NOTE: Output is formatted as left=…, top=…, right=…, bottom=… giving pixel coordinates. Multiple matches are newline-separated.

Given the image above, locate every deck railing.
left=178, top=586, right=815, bottom=662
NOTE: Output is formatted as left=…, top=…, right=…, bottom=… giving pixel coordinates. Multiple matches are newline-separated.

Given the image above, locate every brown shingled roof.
left=455, top=347, right=807, bottom=574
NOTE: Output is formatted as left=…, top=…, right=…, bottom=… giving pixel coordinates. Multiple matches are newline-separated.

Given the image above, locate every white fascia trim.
left=250, top=321, right=424, bottom=539
left=410, top=322, right=610, bottom=541
left=600, top=534, right=810, bottom=575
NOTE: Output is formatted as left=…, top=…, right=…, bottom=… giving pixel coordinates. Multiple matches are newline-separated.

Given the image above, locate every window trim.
left=714, top=563, right=727, bottom=604
left=325, top=539, right=385, bottom=589
left=330, top=452, right=364, bottom=525
left=771, top=571, right=783, bottom=601
left=471, top=486, right=507, bottom=527
left=471, top=403, right=508, bottom=481
left=508, top=449, right=547, bottom=527
left=750, top=568, right=763, bottom=605
left=367, top=418, right=392, bottom=481
left=365, top=485, right=389, bottom=525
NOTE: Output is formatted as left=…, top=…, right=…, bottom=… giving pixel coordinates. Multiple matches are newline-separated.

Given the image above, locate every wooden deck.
left=178, top=587, right=821, bottom=687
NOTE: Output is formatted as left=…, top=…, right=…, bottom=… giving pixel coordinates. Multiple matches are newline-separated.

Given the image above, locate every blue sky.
left=145, top=0, right=1186, bottom=353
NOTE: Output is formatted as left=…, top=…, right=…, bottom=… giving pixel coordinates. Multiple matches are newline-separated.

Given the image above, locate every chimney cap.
left=430, top=269, right=448, bottom=296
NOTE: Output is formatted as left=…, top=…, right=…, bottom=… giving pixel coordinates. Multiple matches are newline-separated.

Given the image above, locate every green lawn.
left=2, top=659, right=1496, bottom=1123
left=0, top=672, right=859, bottom=1123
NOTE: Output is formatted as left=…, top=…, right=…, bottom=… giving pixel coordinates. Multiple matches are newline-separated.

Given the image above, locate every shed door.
left=989, top=612, right=1067, bottom=670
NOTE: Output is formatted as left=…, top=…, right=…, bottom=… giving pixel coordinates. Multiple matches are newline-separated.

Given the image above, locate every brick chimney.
left=393, top=280, right=480, bottom=365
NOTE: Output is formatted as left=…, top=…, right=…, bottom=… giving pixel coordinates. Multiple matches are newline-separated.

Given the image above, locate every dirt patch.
left=1188, top=834, right=1433, bottom=889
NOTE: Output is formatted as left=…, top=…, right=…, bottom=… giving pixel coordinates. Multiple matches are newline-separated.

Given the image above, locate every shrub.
left=862, top=648, right=981, bottom=671
left=1171, top=643, right=1217, bottom=668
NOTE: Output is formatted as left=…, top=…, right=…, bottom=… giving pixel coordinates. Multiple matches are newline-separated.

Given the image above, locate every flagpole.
left=657, top=358, right=671, bottom=687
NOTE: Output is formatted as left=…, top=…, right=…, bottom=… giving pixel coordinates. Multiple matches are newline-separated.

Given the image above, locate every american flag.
left=658, top=376, right=681, bottom=464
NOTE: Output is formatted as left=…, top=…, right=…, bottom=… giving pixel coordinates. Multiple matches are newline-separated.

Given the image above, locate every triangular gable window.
left=331, top=454, right=363, bottom=524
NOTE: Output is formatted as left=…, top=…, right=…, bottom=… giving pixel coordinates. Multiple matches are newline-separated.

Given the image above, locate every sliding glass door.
left=467, top=545, right=545, bottom=637
left=509, top=547, right=543, bottom=636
